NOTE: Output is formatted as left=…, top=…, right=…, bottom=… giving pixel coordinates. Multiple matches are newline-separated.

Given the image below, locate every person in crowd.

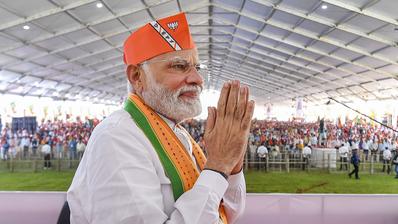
left=1, top=138, right=4, bottom=160
left=68, top=137, right=77, bottom=161
left=271, top=144, right=280, bottom=160
left=41, top=141, right=52, bottom=169
left=297, top=138, right=304, bottom=152
left=339, top=143, right=349, bottom=171
left=331, top=137, right=341, bottom=150
left=20, top=135, right=30, bottom=159
left=362, top=137, right=371, bottom=161
left=1, top=137, right=9, bottom=161
left=9, top=136, right=16, bottom=159
left=350, top=140, right=359, bottom=153
left=76, top=138, right=86, bottom=160
left=383, top=139, right=391, bottom=152
left=14, top=136, right=21, bottom=159
left=67, top=12, right=253, bottom=224
left=392, top=139, right=397, bottom=158
left=310, top=133, right=317, bottom=147
left=257, top=143, right=268, bottom=171
left=302, top=144, right=312, bottom=170
left=370, top=137, right=379, bottom=158
left=31, top=135, right=39, bottom=157
left=249, top=141, right=258, bottom=169
left=55, top=136, right=64, bottom=159
left=378, top=139, right=385, bottom=161
left=349, top=148, right=360, bottom=179
left=63, top=138, right=69, bottom=159
left=382, top=147, right=392, bottom=174
left=392, top=152, right=398, bottom=179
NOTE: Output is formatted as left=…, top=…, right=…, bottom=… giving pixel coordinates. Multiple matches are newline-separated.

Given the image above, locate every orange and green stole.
left=124, top=94, right=228, bottom=223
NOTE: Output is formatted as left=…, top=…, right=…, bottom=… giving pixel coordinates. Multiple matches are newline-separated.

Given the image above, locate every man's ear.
left=126, top=64, right=143, bottom=93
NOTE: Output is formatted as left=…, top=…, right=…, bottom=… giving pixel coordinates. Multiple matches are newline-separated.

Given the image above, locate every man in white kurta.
left=67, top=110, right=246, bottom=223
left=67, top=12, right=251, bottom=224
left=339, top=143, right=349, bottom=171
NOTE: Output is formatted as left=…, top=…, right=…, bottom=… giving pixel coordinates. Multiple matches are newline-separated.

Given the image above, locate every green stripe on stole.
left=124, top=98, right=184, bottom=200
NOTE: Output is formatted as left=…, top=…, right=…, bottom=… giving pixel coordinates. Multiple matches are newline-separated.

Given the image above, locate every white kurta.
left=67, top=109, right=246, bottom=224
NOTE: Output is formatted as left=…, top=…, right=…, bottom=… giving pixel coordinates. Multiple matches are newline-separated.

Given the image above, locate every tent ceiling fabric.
left=0, top=0, right=398, bottom=105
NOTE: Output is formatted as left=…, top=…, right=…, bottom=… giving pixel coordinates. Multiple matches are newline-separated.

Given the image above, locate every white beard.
left=141, top=68, right=202, bottom=123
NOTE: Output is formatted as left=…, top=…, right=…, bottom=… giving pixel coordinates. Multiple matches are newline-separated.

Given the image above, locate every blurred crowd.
left=183, top=118, right=398, bottom=169
left=247, top=119, right=398, bottom=156
left=182, top=118, right=398, bottom=153
left=1, top=117, right=398, bottom=175
left=0, top=118, right=100, bottom=163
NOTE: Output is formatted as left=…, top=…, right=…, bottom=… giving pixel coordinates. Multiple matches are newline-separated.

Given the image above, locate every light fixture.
left=321, top=4, right=328, bottom=9
left=96, top=2, right=103, bottom=8
left=23, top=25, right=30, bottom=30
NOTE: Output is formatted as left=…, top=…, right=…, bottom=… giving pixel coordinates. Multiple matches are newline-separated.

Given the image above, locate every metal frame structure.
left=0, top=0, right=397, bottom=105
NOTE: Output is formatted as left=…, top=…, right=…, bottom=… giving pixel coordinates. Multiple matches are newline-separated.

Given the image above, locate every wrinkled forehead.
left=147, top=48, right=199, bottom=63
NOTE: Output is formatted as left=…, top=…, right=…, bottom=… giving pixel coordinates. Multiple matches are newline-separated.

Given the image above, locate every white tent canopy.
left=0, top=0, right=398, bottom=107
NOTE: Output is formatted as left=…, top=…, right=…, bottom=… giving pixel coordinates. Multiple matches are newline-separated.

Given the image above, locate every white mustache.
left=176, top=85, right=202, bottom=96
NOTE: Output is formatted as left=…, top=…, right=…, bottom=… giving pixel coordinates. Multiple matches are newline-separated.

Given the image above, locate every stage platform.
left=1, top=192, right=397, bottom=224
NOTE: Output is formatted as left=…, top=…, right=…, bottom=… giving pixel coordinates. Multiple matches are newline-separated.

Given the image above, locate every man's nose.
left=186, top=68, right=204, bottom=87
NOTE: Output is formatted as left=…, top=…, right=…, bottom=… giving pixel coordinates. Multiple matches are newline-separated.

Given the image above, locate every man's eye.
left=171, top=63, right=188, bottom=71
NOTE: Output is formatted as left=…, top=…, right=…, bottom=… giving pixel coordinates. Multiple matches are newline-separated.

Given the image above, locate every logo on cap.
left=167, top=21, right=179, bottom=31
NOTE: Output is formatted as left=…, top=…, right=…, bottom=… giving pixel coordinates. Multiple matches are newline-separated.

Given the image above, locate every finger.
left=242, top=86, right=250, bottom=118
left=245, top=86, right=249, bottom=105
left=217, top=82, right=231, bottom=118
left=225, top=80, right=240, bottom=118
left=235, top=86, right=247, bottom=120
left=205, top=107, right=216, bottom=134
left=210, top=107, right=217, bottom=129
left=241, top=100, right=255, bottom=131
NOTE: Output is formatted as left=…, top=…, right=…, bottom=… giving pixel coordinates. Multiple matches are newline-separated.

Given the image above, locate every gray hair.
left=126, top=63, right=151, bottom=95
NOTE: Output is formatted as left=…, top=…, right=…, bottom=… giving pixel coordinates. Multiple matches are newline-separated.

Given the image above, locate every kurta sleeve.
left=222, top=171, right=246, bottom=223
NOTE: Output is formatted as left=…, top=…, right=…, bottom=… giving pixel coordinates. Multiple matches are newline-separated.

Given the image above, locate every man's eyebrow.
left=172, top=57, right=187, bottom=61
